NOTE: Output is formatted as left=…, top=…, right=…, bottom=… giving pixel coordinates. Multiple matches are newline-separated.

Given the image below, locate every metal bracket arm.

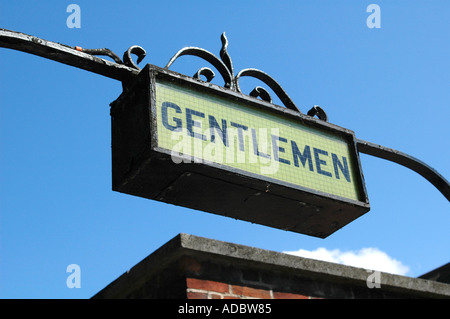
left=1, top=28, right=448, bottom=202
left=0, top=28, right=138, bottom=81
left=357, top=139, right=450, bottom=201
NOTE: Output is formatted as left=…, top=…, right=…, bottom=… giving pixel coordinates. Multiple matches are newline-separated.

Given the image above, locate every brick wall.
left=186, top=278, right=313, bottom=299
left=93, top=234, right=450, bottom=299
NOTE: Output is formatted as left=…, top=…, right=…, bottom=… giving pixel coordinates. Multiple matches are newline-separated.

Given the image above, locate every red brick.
left=273, top=291, right=309, bottom=299
left=230, top=284, right=271, bottom=299
left=187, top=291, right=208, bottom=299
left=186, top=278, right=229, bottom=293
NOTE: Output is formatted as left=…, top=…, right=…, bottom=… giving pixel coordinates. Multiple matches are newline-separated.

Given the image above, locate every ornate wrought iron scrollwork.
left=193, top=67, right=215, bottom=82
left=75, top=45, right=147, bottom=71
left=123, top=45, right=147, bottom=70
left=67, top=32, right=327, bottom=120
left=165, top=45, right=234, bottom=89
left=307, top=105, right=328, bottom=122
left=164, top=32, right=327, bottom=119
left=220, top=32, right=234, bottom=81
left=234, top=68, right=299, bottom=113
left=74, top=46, right=123, bottom=64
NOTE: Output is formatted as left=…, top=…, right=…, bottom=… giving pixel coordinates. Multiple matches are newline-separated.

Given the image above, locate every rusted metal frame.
left=0, top=28, right=448, bottom=202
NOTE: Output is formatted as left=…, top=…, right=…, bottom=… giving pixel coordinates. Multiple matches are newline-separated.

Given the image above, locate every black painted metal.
left=111, top=66, right=370, bottom=238
left=1, top=28, right=448, bottom=203
left=165, top=32, right=303, bottom=114
left=357, top=139, right=450, bottom=201
left=0, top=28, right=138, bottom=81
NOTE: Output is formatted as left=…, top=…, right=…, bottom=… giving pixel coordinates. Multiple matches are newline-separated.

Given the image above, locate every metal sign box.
left=111, top=64, right=370, bottom=238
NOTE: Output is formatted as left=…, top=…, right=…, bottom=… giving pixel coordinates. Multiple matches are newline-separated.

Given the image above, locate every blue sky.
left=1, top=1, right=448, bottom=298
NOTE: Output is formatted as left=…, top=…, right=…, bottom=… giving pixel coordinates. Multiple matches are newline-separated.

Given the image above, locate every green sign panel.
left=111, top=65, right=369, bottom=238
left=156, top=80, right=362, bottom=202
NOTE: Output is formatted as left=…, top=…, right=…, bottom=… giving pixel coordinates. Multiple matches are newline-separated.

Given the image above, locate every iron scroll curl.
left=234, top=68, right=299, bottom=112
left=165, top=46, right=234, bottom=89
left=164, top=32, right=306, bottom=115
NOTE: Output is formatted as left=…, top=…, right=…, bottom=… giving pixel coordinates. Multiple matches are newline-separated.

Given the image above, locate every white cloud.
left=284, top=247, right=410, bottom=276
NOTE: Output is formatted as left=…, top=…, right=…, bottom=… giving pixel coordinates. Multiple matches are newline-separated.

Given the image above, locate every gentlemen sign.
left=111, top=65, right=370, bottom=238
left=2, top=28, right=447, bottom=237
left=157, top=81, right=360, bottom=202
